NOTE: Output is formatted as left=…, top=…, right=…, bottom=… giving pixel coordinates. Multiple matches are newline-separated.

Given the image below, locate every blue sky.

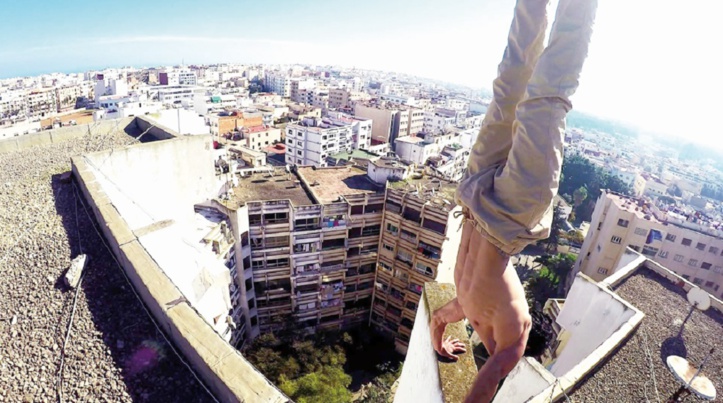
left=1, top=0, right=721, bottom=143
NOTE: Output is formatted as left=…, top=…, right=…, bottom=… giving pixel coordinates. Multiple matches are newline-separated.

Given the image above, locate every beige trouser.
left=456, top=0, right=598, bottom=256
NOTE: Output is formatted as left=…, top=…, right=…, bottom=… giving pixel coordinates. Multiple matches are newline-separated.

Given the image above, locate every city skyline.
left=2, top=0, right=721, bottom=145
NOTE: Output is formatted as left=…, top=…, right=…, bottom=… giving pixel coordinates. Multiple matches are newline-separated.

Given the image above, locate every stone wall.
left=0, top=117, right=136, bottom=154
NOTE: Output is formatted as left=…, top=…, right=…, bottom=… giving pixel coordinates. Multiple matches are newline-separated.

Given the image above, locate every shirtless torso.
left=431, top=221, right=530, bottom=402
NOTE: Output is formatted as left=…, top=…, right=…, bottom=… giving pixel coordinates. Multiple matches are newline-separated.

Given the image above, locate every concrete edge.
left=424, top=282, right=477, bottom=403
left=0, top=117, right=136, bottom=154
left=71, top=154, right=289, bottom=403
left=528, top=275, right=647, bottom=403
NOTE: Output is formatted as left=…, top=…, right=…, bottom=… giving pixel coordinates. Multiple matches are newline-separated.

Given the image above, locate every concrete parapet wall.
left=134, top=115, right=179, bottom=141
left=0, top=117, right=136, bottom=154
left=394, top=283, right=476, bottom=403
left=71, top=150, right=288, bottom=403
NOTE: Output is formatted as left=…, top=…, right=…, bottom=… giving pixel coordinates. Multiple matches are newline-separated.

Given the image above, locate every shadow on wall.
left=50, top=173, right=213, bottom=402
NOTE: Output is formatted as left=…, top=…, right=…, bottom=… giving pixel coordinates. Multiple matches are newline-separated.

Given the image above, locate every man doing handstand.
left=430, top=0, right=598, bottom=401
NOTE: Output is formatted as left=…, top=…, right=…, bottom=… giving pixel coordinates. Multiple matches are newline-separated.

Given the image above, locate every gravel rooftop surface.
left=570, top=268, right=722, bottom=402
left=0, top=131, right=213, bottom=402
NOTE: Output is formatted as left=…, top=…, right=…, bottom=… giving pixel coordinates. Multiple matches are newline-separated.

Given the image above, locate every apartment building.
left=370, top=174, right=463, bottom=353
left=228, top=166, right=386, bottom=334
left=423, top=110, right=456, bottom=134
left=325, top=111, right=372, bottom=150
left=0, top=90, right=28, bottom=118
left=574, top=191, right=723, bottom=298
left=354, top=103, right=424, bottom=146
left=394, top=130, right=470, bottom=181
left=290, top=78, right=316, bottom=103
left=264, top=71, right=292, bottom=97
left=55, top=85, right=82, bottom=112
left=26, top=88, right=58, bottom=117
left=241, top=125, right=282, bottom=151
left=209, top=110, right=264, bottom=136
left=159, top=69, right=198, bottom=86
left=285, top=117, right=354, bottom=167
left=149, top=85, right=206, bottom=106
left=193, top=205, right=248, bottom=347
left=328, top=87, right=368, bottom=110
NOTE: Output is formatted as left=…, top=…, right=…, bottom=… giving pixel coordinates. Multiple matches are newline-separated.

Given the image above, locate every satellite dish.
left=687, top=287, right=711, bottom=311
left=679, top=287, right=711, bottom=335
left=666, top=351, right=717, bottom=401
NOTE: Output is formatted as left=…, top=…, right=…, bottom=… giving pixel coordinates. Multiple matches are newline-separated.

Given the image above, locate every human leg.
left=458, top=0, right=598, bottom=256
left=465, top=0, right=550, bottom=172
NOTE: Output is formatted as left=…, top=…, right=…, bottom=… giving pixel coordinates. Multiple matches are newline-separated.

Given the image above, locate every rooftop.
left=296, top=166, right=384, bottom=204
left=388, top=174, right=457, bottom=205
left=607, top=192, right=662, bottom=224
left=329, top=148, right=380, bottom=162
left=394, top=136, right=426, bottom=144
left=571, top=266, right=723, bottom=401
left=232, top=168, right=315, bottom=207
left=0, top=120, right=210, bottom=401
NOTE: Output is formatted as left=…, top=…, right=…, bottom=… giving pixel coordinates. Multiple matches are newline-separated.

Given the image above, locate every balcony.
left=418, top=241, right=441, bottom=260
left=320, top=263, right=345, bottom=273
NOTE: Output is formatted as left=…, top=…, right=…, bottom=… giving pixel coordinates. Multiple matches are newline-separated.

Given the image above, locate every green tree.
left=526, top=253, right=576, bottom=306
left=572, top=186, right=588, bottom=207
left=359, top=362, right=402, bottom=403
left=546, top=205, right=567, bottom=252
left=560, top=154, right=632, bottom=222
left=280, top=366, right=353, bottom=403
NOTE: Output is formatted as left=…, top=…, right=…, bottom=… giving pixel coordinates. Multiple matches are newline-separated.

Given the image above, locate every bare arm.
left=431, top=298, right=467, bottom=360
left=465, top=336, right=525, bottom=403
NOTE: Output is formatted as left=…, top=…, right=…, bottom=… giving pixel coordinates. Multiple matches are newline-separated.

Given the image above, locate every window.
left=597, top=222, right=603, bottom=230
left=696, top=242, right=706, bottom=251
left=361, top=225, right=381, bottom=237
left=379, top=262, right=393, bottom=273
left=383, top=243, right=394, bottom=252
left=681, top=238, right=692, bottom=246
left=396, top=250, right=413, bottom=265
left=693, top=278, right=703, bottom=286
left=634, top=227, right=647, bottom=236
left=264, top=212, right=288, bottom=224
left=422, top=219, right=447, bottom=235
left=247, top=299, right=255, bottom=309
left=701, top=262, right=712, bottom=270
left=386, top=223, right=399, bottom=235
left=688, top=259, right=698, bottom=267
left=705, top=281, right=715, bottom=288
left=402, top=208, right=422, bottom=224
left=683, top=274, right=690, bottom=280
left=350, top=205, right=364, bottom=215
left=415, top=262, right=434, bottom=278
left=674, top=254, right=685, bottom=262
left=642, top=245, right=659, bottom=257
left=241, top=231, right=249, bottom=247
left=617, top=219, right=629, bottom=228
left=597, top=267, right=609, bottom=275
left=611, top=236, right=622, bottom=244
left=665, top=233, right=677, bottom=242
left=250, top=316, right=258, bottom=326
left=297, top=150, right=302, bottom=155
left=658, top=251, right=669, bottom=259
left=249, top=214, right=261, bottom=225
left=709, top=246, right=720, bottom=255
